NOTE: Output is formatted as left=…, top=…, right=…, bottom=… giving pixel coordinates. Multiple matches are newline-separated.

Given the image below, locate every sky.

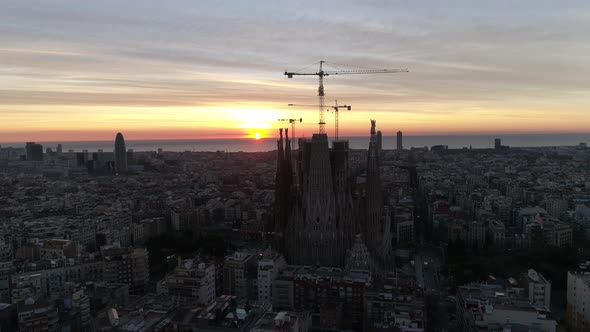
left=1, top=0, right=589, bottom=142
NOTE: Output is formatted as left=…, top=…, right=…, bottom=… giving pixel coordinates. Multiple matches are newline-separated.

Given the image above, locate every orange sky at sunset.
left=2, top=102, right=589, bottom=142
left=1, top=1, right=590, bottom=142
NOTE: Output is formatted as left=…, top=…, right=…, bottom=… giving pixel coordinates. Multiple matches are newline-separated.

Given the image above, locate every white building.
left=567, top=270, right=590, bottom=330
left=523, top=269, right=551, bottom=308
left=257, top=250, right=286, bottom=304
left=457, top=283, right=556, bottom=332
left=251, top=311, right=311, bottom=332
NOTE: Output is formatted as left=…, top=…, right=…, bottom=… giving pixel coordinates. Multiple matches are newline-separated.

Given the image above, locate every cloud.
left=1, top=0, right=589, bottom=140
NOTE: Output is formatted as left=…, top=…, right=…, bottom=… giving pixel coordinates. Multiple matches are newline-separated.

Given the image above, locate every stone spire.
left=277, top=128, right=284, bottom=176
left=282, top=128, right=293, bottom=212
left=284, top=128, right=292, bottom=179
left=367, top=120, right=379, bottom=176
left=365, top=120, right=391, bottom=263
left=274, top=128, right=286, bottom=239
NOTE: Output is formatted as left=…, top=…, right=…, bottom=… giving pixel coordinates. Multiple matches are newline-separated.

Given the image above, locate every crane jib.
left=284, top=61, right=408, bottom=135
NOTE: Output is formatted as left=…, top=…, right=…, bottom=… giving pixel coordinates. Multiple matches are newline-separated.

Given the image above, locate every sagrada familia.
left=274, top=120, right=392, bottom=269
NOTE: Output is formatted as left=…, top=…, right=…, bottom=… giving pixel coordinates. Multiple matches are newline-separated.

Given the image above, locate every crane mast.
left=332, top=100, right=351, bottom=140
left=288, top=100, right=350, bottom=140
left=278, top=116, right=302, bottom=150
left=318, top=60, right=326, bottom=134
left=285, top=60, right=408, bottom=135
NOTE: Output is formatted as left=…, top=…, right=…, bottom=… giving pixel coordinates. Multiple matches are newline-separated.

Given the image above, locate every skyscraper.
left=495, top=138, right=502, bottom=150
left=25, top=142, right=43, bottom=161
left=396, top=130, right=403, bottom=150
left=114, top=132, right=127, bottom=174
left=376, top=130, right=383, bottom=153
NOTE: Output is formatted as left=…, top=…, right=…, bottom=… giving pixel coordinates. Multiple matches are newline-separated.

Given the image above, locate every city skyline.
left=1, top=1, right=590, bottom=142
left=1, top=3, right=589, bottom=331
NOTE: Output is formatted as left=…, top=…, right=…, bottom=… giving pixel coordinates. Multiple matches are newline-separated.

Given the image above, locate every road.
left=415, top=245, right=443, bottom=294
left=416, top=245, right=456, bottom=331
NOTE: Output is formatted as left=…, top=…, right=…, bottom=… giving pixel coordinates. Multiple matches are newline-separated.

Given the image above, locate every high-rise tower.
left=397, top=130, right=403, bottom=150
left=376, top=131, right=383, bottom=153
left=114, top=132, right=127, bottom=174
left=25, top=142, right=43, bottom=161
left=494, top=138, right=502, bottom=150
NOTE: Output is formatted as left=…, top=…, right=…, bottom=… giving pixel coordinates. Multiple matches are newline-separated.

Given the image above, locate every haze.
left=1, top=0, right=589, bottom=141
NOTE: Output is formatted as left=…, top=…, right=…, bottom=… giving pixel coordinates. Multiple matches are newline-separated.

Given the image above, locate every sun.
left=253, top=132, right=261, bottom=140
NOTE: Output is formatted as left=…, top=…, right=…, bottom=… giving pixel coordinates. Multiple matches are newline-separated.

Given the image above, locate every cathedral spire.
left=367, top=120, right=379, bottom=174
left=274, top=128, right=285, bottom=238
left=284, top=128, right=291, bottom=162
left=283, top=128, right=293, bottom=206
left=365, top=119, right=389, bottom=263
left=277, top=128, right=284, bottom=176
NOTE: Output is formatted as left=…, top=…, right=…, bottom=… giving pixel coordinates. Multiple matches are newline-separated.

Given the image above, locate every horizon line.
left=1, top=131, right=590, bottom=144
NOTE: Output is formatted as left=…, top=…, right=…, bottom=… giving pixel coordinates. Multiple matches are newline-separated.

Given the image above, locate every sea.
left=2, top=133, right=590, bottom=153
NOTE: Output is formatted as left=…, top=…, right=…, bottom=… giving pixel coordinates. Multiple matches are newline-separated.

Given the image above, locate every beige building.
left=163, top=258, right=216, bottom=307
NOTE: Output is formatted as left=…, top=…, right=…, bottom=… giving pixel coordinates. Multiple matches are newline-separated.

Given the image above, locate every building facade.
left=567, top=271, right=590, bottom=331
left=457, top=283, right=556, bottom=332
left=275, top=121, right=392, bottom=268
left=524, top=269, right=551, bottom=308
left=223, top=251, right=257, bottom=300
left=164, top=258, right=216, bottom=307
left=102, top=246, right=149, bottom=294
left=257, top=251, right=286, bottom=305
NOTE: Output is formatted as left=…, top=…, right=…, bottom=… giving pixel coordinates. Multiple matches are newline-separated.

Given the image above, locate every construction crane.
left=288, top=100, right=351, bottom=140
left=284, top=60, right=408, bottom=135
left=277, top=116, right=302, bottom=149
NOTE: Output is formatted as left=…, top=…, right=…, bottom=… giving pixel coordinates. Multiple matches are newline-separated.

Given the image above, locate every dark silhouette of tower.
left=376, top=131, right=383, bottom=153
left=274, top=128, right=292, bottom=248
left=365, top=120, right=392, bottom=263
left=397, top=130, right=403, bottom=150
left=275, top=121, right=392, bottom=268
left=494, top=138, right=501, bottom=150
left=275, top=129, right=356, bottom=267
left=114, top=133, right=127, bottom=174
